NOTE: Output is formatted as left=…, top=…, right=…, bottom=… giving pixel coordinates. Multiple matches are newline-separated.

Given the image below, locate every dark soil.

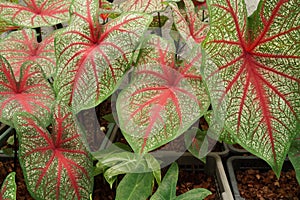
left=236, top=169, right=300, bottom=200
left=176, top=169, right=218, bottom=200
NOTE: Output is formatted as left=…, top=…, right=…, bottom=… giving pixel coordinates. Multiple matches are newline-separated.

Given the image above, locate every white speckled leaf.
left=13, top=104, right=93, bottom=200
left=0, top=29, right=56, bottom=79
left=114, top=0, right=167, bottom=13
left=169, top=0, right=209, bottom=48
left=54, top=0, right=152, bottom=113
left=0, top=172, right=16, bottom=200
left=0, top=0, right=71, bottom=28
left=0, top=56, right=54, bottom=127
left=117, top=35, right=209, bottom=153
left=203, top=0, right=300, bottom=175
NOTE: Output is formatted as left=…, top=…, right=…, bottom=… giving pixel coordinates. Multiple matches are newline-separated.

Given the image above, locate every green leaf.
left=97, top=151, right=161, bottom=187
left=175, top=188, right=211, bottom=200
left=116, top=172, right=154, bottom=200
left=150, top=162, right=178, bottom=200
left=0, top=172, right=16, bottom=200
left=203, top=0, right=300, bottom=176
left=289, top=123, right=300, bottom=184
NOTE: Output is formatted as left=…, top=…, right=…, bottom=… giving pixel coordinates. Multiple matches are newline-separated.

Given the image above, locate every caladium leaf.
left=0, top=172, right=16, bottom=200
left=203, top=0, right=300, bottom=175
left=0, top=56, right=54, bottom=127
left=0, top=0, right=71, bottom=28
left=54, top=0, right=152, bottom=113
left=169, top=0, right=209, bottom=48
left=0, top=29, right=56, bottom=78
left=13, top=104, right=93, bottom=200
left=117, top=35, right=210, bottom=153
left=96, top=151, right=161, bottom=187
left=113, top=0, right=167, bottom=13
left=289, top=124, right=300, bottom=184
left=115, top=172, right=154, bottom=200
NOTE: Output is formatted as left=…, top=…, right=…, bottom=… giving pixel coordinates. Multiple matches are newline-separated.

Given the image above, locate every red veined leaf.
left=99, top=0, right=112, bottom=22
left=113, top=0, right=167, bottom=13
left=0, top=172, right=16, bottom=200
left=0, top=0, right=71, bottom=28
left=203, top=0, right=300, bottom=175
left=0, top=29, right=56, bottom=79
left=54, top=0, right=152, bottom=113
left=170, top=0, right=209, bottom=48
left=0, top=56, right=54, bottom=127
left=13, top=103, right=93, bottom=200
left=117, top=35, right=210, bottom=153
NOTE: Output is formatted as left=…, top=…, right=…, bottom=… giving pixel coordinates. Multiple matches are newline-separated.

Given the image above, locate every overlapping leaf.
left=0, top=56, right=54, bottom=127
left=0, top=29, right=56, bottom=78
left=117, top=35, right=210, bottom=153
left=113, top=0, right=167, bottom=13
left=0, top=172, right=16, bottom=200
left=13, top=104, right=93, bottom=200
left=170, top=0, right=209, bottom=48
left=203, top=0, right=300, bottom=175
left=54, top=0, right=152, bottom=113
left=0, top=0, right=71, bottom=28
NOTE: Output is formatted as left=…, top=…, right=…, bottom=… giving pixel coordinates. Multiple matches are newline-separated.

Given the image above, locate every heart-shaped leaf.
left=54, top=0, right=152, bottom=113
left=117, top=35, right=210, bottom=153
left=0, top=0, right=71, bottom=28
left=13, top=104, right=93, bottom=200
left=203, top=0, right=300, bottom=175
left=0, top=172, right=16, bottom=200
left=170, top=0, right=209, bottom=48
left=0, top=29, right=56, bottom=78
left=0, top=56, right=54, bottom=127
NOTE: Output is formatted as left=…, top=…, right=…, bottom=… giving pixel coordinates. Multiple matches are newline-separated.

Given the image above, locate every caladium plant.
left=113, top=0, right=167, bottom=13
left=117, top=35, right=210, bottom=153
left=13, top=103, right=93, bottom=200
left=0, top=172, right=16, bottom=200
left=0, top=29, right=56, bottom=78
left=0, top=0, right=71, bottom=28
left=0, top=56, right=54, bottom=127
left=203, top=0, right=300, bottom=175
left=54, top=0, right=152, bottom=113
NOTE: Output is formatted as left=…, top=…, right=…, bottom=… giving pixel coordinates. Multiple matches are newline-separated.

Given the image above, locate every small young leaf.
left=13, top=103, right=93, bottom=200
left=0, top=57, right=54, bottom=127
left=0, top=0, right=71, bottom=28
left=0, top=172, right=16, bottom=200
left=116, top=172, right=154, bottom=200
left=150, top=162, right=178, bottom=200
left=175, top=188, right=211, bottom=200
